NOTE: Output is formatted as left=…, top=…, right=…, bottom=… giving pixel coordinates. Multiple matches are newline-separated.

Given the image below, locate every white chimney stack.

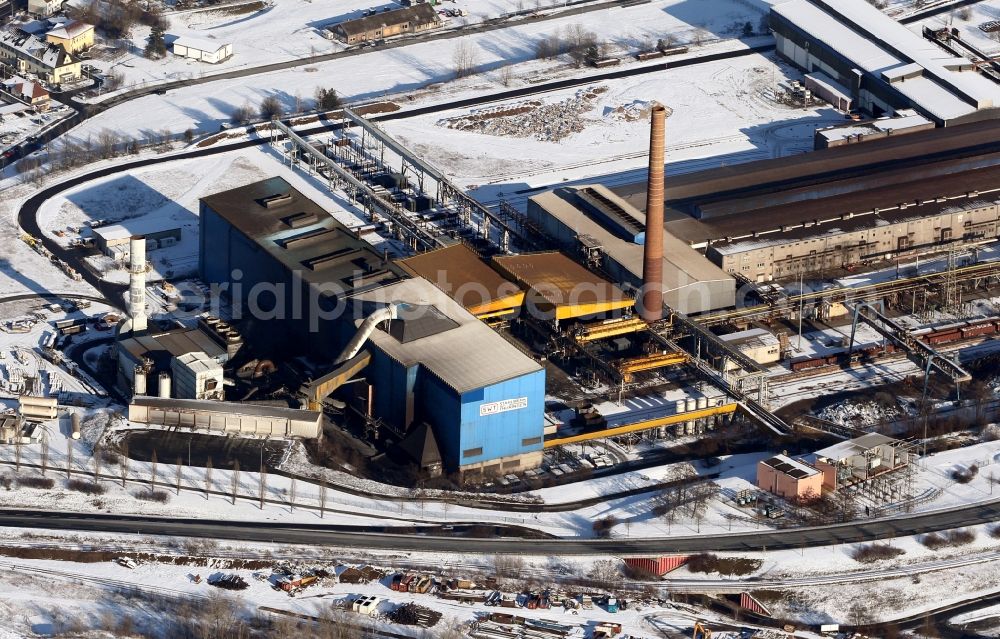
left=129, top=235, right=147, bottom=333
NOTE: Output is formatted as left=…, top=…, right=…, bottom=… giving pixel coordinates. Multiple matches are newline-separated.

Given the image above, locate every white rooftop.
left=350, top=277, right=542, bottom=394
left=814, top=432, right=899, bottom=461
left=92, top=218, right=182, bottom=243
left=172, top=35, right=229, bottom=53
left=774, top=0, right=1000, bottom=121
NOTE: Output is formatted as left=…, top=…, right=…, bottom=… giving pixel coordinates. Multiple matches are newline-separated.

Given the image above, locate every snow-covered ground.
left=386, top=51, right=844, bottom=189
left=89, top=0, right=772, bottom=93
left=65, top=0, right=777, bottom=144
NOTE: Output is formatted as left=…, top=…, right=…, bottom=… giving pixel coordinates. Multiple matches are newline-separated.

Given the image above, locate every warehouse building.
left=345, top=277, right=546, bottom=474
left=171, top=36, right=233, bottom=64
left=611, top=120, right=1000, bottom=284
left=199, top=177, right=406, bottom=358
left=128, top=397, right=322, bottom=439
left=93, top=220, right=182, bottom=259
left=201, top=178, right=545, bottom=474
left=527, top=185, right=735, bottom=315
left=327, top=4, right=440, bottom=44
left=770, top=0, right=1000, bottom=125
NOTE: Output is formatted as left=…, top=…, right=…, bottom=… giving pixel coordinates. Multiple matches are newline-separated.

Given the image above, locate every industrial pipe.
left=335, top=303, right=398, bottom=365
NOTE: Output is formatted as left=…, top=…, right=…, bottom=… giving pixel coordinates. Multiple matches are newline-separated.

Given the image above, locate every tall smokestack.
left=129, top=235, right=147, bottom=333
left=640, top=103, right=666, bottom=323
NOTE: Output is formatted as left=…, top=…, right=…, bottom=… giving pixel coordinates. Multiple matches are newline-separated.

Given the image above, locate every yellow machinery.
left=544, top=403, right=737, bottom=448
left=574, top=316, right=648, bottom=344
left=693, top=622, right=712, bottom=639
left=615, top=351, right=689, bottom=382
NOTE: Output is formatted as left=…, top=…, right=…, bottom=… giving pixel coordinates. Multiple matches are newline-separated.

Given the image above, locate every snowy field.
left=90, top=0, right=773, bottom=92
left=65, top=0, right=777, bottom=144
left=386, top=51, right=845, bottom=189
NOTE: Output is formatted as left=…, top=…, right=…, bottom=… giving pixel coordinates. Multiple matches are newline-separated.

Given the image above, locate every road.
left=5, top=496, right=1000, bottom=553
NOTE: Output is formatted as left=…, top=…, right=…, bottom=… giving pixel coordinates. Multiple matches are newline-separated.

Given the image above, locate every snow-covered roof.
left=93, top=218, right=182, bottom=243
left=773, top=0, right=1000, bottom=121
left=172, top=35, right=229, bottom=53
left=349, top=277, right=542, bottom=394
left=814, top=432, right=899, bottom=462
left=0, top=27, right=76, bottom=70
left=46, top=20, right=93, bottom=40
left=3, top=75, right=48, bottom=100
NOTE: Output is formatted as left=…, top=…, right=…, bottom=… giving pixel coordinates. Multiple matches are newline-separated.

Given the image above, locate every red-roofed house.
left=2, top=76, right=50, bottom=110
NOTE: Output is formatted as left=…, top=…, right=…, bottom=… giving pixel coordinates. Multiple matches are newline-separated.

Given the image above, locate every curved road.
left=4, top=497, right=1000, bottom=553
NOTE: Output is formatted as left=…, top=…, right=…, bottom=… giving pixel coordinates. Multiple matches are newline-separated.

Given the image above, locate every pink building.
left=756, top=454, right=823, bottom=501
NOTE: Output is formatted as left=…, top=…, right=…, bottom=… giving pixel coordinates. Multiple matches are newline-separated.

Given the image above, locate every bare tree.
left=120, top=442, right=129, bottom=487
left=205, top=457, right=213, bottom=499
left=97, top=129, right=119, bottom=159
left=232, top=103, right=254, bottom=124
left=231, top=459, right=240, bottom=505
left=66, top=442, right=73, bottom=479
left=258, top=463, right=267, bottom=510
left=149, top=449, right=158, bottom=493
left=452, top=40, right=479, bottom=78
left=319, top=481, right=327, bottom=518
left=40, top=435, right=48, bottom=476
left=14, top=435, right=21, bottom=473
left=259, top=95, right=283, bottom=121
left=289, top=476, right=296, bottom=513
left=498, top=65, right=514, bottom=87
left=175, top=456, right=183, bottom=495
left=92, top=449, right=101, bottom=486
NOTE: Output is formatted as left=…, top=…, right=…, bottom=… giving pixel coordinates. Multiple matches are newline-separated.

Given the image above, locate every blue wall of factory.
left=368, top=348, right=417, bottom=431
left=421, top=367, right=545, bottom=471
left=199, top=203, right=341, bottom=357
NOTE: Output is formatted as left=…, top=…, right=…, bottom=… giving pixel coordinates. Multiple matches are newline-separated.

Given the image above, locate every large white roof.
left=774, top=0, right=1000, bottom=120
left=349, top=277, right=542, bottom=394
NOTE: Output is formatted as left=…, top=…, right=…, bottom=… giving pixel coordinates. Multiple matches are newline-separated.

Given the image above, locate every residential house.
left=2, top=75, right=50, bottom=110
left=0, top=28, right=81, bottom=84
left=27, top=0, right=61, bottom=17
left=45, top=20, right=94, bottom=54
left=327, top=4, right=440, bottom=44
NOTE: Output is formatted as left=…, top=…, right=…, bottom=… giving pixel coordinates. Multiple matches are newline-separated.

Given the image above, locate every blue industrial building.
left=199, top=178, right=545, bottom=474
left=349, top=278, right=546, bottom=474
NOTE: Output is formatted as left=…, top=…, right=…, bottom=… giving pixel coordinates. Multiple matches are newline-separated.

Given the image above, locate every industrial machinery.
left=299, top=304, right=398, bottom=410
left=693, top=621, right=712, bottom=639
left=615, top=351, right=689, bottom=382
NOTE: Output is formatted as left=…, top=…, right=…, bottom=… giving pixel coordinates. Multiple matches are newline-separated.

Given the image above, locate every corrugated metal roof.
left=529, top=187, right=734, bottom=289
left=395, top=243, right=523, bottom=311
left=492, top=251, right=631, bottom=309
left=200, top=177, right=404, bottom=294
left=349, top=277, right=541, bottom=394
